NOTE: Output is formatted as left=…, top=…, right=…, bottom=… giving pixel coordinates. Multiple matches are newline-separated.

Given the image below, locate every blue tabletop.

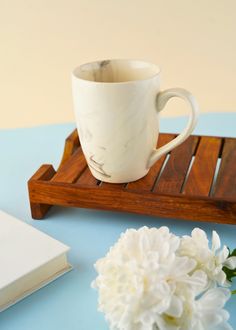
left=0, top=113, right=235, bottom=330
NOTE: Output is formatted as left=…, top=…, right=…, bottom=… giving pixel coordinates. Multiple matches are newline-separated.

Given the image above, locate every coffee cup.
left=72, top=59, right=199, bottom=183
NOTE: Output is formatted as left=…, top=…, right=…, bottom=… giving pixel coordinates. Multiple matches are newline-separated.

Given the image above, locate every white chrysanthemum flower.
left=178, top=228, right=236, bottom=287
left=154, top=287, right=232, bottom=330
left=92, top=226, right=206, bottom=330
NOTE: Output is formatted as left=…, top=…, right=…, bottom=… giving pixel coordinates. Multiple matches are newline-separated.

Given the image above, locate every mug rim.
left=72, top=58, right=161, bottom=84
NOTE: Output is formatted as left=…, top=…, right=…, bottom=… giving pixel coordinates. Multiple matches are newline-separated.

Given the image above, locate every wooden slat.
left=154, top=135, right=199, bottom=194
left=58, top=129, right=80, bottom=169
left=100, top=182, right=125, bottom=190
left=213, top=138, right=236, bottom=199
left=28, top=164, right=56, bottom=182
left=52, top=147, right=87, bottom=183
left=127, top=134, right=175, bottom=192
left=28, top=165, right=56, bottom=219
left=183, top=137, right=222, bottom=196
left=76, top=167, right=99, bottom=186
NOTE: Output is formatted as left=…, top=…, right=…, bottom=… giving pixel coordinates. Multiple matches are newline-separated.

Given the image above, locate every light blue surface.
left=0, top=113, right=235, bottom=330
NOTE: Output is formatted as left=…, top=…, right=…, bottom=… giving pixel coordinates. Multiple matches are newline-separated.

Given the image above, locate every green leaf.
left=230, top=248, right=236, bottom=257
left=223, top=267, right=236, bottom=282
left=232, top=290, right=236, bottom=295
left=223, top=247, right=236, bottom=282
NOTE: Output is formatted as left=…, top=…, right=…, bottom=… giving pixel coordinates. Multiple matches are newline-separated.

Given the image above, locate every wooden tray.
left=28, top=129, right=236, bottom=224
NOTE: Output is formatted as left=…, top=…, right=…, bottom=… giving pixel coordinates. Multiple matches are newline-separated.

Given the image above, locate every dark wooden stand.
left=28, top=129, right=236, bottom=224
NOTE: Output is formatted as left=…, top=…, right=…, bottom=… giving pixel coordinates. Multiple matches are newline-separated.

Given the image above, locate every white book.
left=0, top=210, right=71, bottom=312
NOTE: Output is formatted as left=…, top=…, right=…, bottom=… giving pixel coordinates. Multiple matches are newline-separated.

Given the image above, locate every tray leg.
left=29, top=202, right=52, bottom=220
left=28, top=164, right=56, bottom=220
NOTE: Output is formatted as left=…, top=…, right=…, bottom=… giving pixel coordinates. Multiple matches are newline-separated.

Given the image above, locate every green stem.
left=232, top=290, right=236, bottom=295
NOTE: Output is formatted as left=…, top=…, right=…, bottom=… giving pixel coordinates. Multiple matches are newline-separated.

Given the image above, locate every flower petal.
left=217, top=246, right=229, bottom=263
left=197, top=288, right=231, bottom=311
left=200, top=312, right=224, bottom=327
left=215, top=322, right=233, bottom=330
left=173, top=256, right=196, bottom=277
left=192, top=228, right=209, bottom=246
left=155, top=315, right=180, bottom=330
left=215, top=270, right=227, bottom=287
left=212, top=230, right=221, bottom=253
left=199, top=309, right=230, bottom=328
left=223, top=256, right=236, bottom=270
left=165, top=295, right=183, bottom=318
left=188, top=270, right=208, bottom=292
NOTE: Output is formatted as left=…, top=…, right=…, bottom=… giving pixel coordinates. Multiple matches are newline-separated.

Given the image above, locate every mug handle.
left=147, top=88, right=199, bottom=169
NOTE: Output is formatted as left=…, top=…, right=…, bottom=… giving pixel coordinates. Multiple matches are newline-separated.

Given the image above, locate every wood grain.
left=76, top=167, right=99, bottom=186
left=58, top=129, right=79, bottom=170
left=52, top=147, right=87, bottom=183
left=154, top=136, right=199, bottom=194
left=213, top=138, right=236, bottom=199
left=29, top=181, right=236, bottom=224
left=29, top=164, right=56, bottom=181
left=127, top=134, right=175, bottom=192
left=28, top=164, right=56, bottom=219
left=100, top=182, right=125, bottom=189
left=183, top=137, right=222, bottom=196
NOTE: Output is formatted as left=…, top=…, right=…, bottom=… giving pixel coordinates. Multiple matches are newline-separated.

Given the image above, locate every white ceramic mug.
left=72, top=59, right=199, bottom=183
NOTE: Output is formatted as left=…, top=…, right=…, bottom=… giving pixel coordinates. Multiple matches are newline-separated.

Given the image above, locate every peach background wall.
left=1, top=0, right=236, bottom=128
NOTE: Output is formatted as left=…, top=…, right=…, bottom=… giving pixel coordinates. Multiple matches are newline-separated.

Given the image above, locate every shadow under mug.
left=72, top=59, right=199, bottom=183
